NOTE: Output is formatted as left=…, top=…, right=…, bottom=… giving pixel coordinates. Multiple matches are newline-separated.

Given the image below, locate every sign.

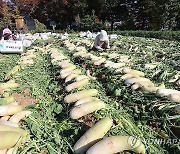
left=0, top=40, right=23, bottom=53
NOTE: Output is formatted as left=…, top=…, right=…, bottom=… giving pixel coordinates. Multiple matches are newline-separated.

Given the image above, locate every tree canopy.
left=0, top=0, right=180, bottom=30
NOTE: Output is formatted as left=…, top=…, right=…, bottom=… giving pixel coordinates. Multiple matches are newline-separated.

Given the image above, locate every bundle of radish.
left=70, top=100, right=105, bottom=119
left=86, top=136, right=145, bottom=154
left=74, top=117, right=113, bottom=153
left=64, top=89, right=98, bottom=103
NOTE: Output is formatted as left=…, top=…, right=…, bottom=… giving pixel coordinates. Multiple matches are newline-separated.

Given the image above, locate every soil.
left=82, top=114, right=98, bottom=129
left=13, top=89, right=38, bottom=106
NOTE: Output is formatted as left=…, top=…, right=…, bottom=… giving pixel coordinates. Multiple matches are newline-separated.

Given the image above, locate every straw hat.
left=99, top=30, right=108, bottom=41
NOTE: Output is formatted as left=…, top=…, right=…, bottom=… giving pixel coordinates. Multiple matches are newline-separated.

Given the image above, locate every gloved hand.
left=96, top=46, right=104, bottom=51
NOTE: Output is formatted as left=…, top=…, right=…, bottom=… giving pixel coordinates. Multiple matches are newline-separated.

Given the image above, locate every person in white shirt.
left=93, top=30, right=110, bottom=51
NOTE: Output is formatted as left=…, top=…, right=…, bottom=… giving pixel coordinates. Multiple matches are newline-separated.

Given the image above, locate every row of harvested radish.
left=49, top=48, right=106, bottom=119
left=0, top=49, right=36, bottom=153
left=0, top=81, right=31, bottom=154
left=48, top=46, right=145, bottom=154
left=63, top=40, right=180, bottom=112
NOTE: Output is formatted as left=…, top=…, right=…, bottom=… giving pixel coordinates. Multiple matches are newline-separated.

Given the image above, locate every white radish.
left=86, top=136, right=145, bottom=154
left=70, top=100, right=105, bottom=119
left=65, top=74, right=79, bottom=83
left=125, top=78, right=151, bottom=85
left=75, top=75, right=89, bottom=82
left=94, top=58, right=106, bottom=66
left=6, top=147, right=18, bottom=154
left=121, top=74, right=139, bottom=80
left=0, top=125, right=28, bottom=136
left=142, top=85, right=158, bottom=93
left=74, top=117, right=113, bottom=153
left=122, top=68, right=144, bottom=77
left=65, top=79, right=89, bottom=92
left=60, top=65, right=76, bottom=74
left=58, top=63, right=74, bottom=69
left=108, top=63, right=126, bottom=69
left=86, top=70, right=96, bottom=80
left=64, top=89, right=98, bottom=103
left=0, top=105, right=23, bottom=116
left=0, top=149, right=7, bottom=154
left=9, top=111, right=31, bottom=123
left=60, top=69, right=81, bottom=79
left=168, top=93, right=180, bottom=102
left=0, top=121, right=19, bottom=127
left=174, top=105, right=180, bottom=114
left=156, top=89, right=180, bottom=96
left=0, top=116, right=10, bottom=122
left=131, top=83, right=141, bottom=90
left=74, top=97, right=99, bottom=106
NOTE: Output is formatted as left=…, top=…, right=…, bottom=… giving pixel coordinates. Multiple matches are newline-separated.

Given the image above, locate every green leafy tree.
left=163, top=0, right=180, bottom=30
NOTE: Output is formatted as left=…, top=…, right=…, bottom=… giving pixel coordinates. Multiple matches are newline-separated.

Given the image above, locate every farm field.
left=0, top=33, right=179, bottom=154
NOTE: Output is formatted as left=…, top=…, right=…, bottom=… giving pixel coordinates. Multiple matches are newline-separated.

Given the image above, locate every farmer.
left=93, top=30, right=110, bottom=51
left=3, top=28, right=17, bottom=40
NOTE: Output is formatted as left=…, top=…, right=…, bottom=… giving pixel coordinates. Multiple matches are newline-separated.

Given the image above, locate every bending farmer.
left=93, top=30, right=110, bottom=51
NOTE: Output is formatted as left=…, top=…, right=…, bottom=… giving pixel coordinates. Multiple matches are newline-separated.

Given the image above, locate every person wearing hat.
left=93, top=30, right=110, bottom=51
left=2, top=28, right=17, bottom=40
left=3, top=28, right=13, bottom=40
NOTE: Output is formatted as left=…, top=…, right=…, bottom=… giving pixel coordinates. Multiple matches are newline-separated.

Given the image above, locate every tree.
left=163, top=0, right=180, bottom=30
left=11, top=0, right=41, bottom=15
left=0, top=2, right=14, bottom=29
